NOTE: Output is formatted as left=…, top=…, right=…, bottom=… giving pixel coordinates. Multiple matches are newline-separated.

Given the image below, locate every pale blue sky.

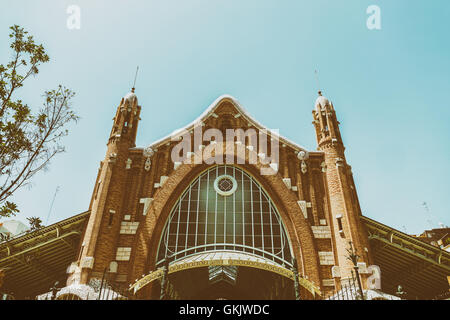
left=0, top=0, right=449, bottom=234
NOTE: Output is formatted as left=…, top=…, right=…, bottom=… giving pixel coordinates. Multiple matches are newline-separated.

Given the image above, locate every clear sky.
left=0, top=0, right=449, bottom=235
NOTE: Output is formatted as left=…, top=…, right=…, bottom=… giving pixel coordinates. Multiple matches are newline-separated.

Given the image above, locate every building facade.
left=61, top=88, right=380, bottom=300
left=1, top=89, right=449, bottom=300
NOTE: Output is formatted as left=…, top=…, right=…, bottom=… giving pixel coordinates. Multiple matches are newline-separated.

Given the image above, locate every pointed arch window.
left=156, top=165, right=293, bottom=268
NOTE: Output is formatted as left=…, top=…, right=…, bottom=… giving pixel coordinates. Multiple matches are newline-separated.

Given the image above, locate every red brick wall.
left=68, top=97, right=371, bottom=299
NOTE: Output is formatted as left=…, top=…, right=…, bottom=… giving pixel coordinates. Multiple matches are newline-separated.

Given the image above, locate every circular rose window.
left=214, top=175, right=238, bottom=196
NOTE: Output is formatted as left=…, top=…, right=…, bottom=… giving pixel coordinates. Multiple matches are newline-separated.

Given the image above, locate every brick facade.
left=66, top=92, right=373, bottom=299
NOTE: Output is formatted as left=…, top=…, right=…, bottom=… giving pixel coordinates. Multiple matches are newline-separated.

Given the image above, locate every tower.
left=67, top=88, right=141, bottom=286
left=312, top=91, right=372, bottom=287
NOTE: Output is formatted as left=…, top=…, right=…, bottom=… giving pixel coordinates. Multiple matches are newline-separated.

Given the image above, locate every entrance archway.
left=131, top=159, right=322, bottom=299
left=136, top=165, right=302, bottom=299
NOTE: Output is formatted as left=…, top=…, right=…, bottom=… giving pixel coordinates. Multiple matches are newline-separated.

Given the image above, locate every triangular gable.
left=139, top=95, right=310, bottom=154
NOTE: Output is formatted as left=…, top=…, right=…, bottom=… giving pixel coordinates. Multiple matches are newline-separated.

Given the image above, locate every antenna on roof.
left=314, top=69, right=321, bottom=95
left=132, top=66, right=139, bottom=92
left=46, top=186, right=60, bottom=225
left=422, top=201, right=435, bottom=229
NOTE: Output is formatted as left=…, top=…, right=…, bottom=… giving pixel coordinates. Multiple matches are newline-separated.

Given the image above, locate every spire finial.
left=314, top=69, right=321, bottom=96
left=132, top=66, right=139, bottom=92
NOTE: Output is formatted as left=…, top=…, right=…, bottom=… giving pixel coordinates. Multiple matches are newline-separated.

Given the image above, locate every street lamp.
left=50, top=281, right=61, bottom=300
left=160, top=255, right=172, bottom=300
left=291, top=257, right=301, bottom=300
left=396, top=285, right=407, bottom=299
left=345, top=241, right=365, bottom=300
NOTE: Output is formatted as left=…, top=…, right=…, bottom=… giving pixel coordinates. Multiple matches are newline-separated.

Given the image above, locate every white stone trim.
left=120, top=221, right=140, bottom=234
left=282, top=178, right=292, bottom=189
left=109, top=261, right=118, bottom=273
left=297, top=201, right=308, bottom=219
left=140, top=198, right=153, bottom=216
left=318, top=251, right=335, bottom=265
left=139, top=95, right=311, bottom=155
left=322, top=279, right=335, bottom=287
left=311, top=226, right=332, bottom=239
left=80, top=256, right=94, bottom=269
left=160, top=176, right=169, bottom=186
left=332, top=266, right=341, bottom=278
left=116, top=247, right=132, bottom=261
left=357, top=262, right=369, bottom=274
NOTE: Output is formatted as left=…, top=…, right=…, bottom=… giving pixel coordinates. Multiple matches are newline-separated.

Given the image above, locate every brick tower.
left=67, top=88, right=141, bottom=286
left=312, top=91, right=372, bottom=288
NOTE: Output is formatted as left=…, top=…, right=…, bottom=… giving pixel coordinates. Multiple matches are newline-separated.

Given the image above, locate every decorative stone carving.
left=143, top=147, right=154, bottom=158
left=321, top=161, right=327, bottom=173
left=144, top=157, right=151, bottom=171
left=143, top=147, right=154, bottom=171
left=335, top=158, right=345, bottom=167
left=297, top=150, right=309, bottom=174
left=301, top=161, right=307, bottom=174
left=108, top=153, right=117, bottom=164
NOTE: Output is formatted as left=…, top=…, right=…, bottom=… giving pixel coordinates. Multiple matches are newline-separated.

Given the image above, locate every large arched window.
left=156, top=165, right=293, bottom=268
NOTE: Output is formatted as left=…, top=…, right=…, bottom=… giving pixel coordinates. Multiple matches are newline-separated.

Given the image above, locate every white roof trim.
left=170, top=250, right=286, bottom=270
left=139, top=94, right=311, bottom=154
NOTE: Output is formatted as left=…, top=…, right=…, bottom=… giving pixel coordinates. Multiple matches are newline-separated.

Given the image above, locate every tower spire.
left=314, top=69, right=321, bottom=95
left=311, top=90, right=373, bottom=288
left=132, top=66, right=139, bottom=92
